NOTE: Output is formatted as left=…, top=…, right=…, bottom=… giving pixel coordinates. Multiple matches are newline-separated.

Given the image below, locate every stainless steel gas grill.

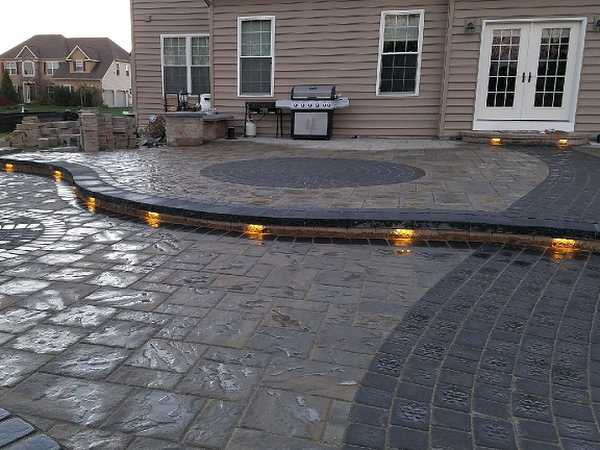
left=276, top=85, right=349, bottom=140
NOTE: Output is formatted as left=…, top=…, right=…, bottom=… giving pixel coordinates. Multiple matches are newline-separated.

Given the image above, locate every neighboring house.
left=0, top=35, right=132, bottom=107
left=130, top=0, right=600, bottom=138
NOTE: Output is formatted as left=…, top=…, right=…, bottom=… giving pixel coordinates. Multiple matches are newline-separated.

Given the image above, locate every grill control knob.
left=294, top=103, right=298, bottom=107
left=308, top=103, right=312, bottom=107
left=301, top=103, right=305, bottom=108
left=315, top=103, right=320, bottom=108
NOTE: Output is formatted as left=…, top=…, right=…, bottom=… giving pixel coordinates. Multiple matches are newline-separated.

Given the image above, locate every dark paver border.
left=1, top=156, right=599, bottom=250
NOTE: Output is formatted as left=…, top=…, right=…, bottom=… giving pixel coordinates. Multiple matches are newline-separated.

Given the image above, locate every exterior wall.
left=68, top=48, right=96, bottom=74
left=101, top=60, right=132, bottom=107
left=212, top=0, right=449, bottom=138
left=131, top=0, right=210, bottom=124
left=442, top=0, right=600, bottom=137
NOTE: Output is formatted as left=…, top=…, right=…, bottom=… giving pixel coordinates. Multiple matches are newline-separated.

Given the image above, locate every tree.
left=0, top=70, right=19, bottom=103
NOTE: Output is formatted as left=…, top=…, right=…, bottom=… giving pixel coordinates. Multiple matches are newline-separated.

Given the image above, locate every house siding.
left=101, top=60, right=132, bottom=107
left=131, top=0, right=209, bottom=124
left=212, top=0, right=449, bottom=138
left=442, top=0, right=600, bottom=137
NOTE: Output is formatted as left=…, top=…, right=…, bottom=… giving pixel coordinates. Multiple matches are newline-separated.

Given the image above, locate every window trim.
left=237, top=15, right=275, bottom=98
left=376, top=9, right=425, bottom=97
left=22, top=61, right=35, bottom=77
left=63, top=84, right=72, bottom=92
left=116, top=62, right=120, bottom=76
left=126, top=64, right=130, bottom=77
left=160, top=34, right=210, bottom=96
left=45, top=61, right=59, bottom=76
left=5, top=62, right=17, bottom=75
left=75, top=60, right=84, bottom=73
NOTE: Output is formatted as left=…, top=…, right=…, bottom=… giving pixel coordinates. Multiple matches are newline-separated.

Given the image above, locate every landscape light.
left=246, top=224, right=265, bottom=233
left=392, top=228, right=415, bottom=239
left=145, top=211, right=161, bottom=228
left=552, top=238, right=576, bottom=250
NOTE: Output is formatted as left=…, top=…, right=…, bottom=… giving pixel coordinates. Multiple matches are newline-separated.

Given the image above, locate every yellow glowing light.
left=491, top=138, right=502, bottom=146
left=392, top=228, right=415, bottom=239
left=145, top=211, right=161, bottom=228
left=86, top=197, right=96, bottom=213
left=246, top=224, right=265, bottom=233
left=5, top=163, right=14, bottom=173
left=558, top=139, right=568, bottom=147
left=53, top=170, right=62, bottom=181
left=552, top=238, right=577, bottom=250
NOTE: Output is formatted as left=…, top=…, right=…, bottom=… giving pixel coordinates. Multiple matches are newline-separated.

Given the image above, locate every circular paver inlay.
left=200, top=157, right=426, bottom=189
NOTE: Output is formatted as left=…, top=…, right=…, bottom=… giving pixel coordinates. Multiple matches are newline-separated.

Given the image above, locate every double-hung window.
left=238, top=17, right=274, bottom=96
left=45, top=61, right=59, bottom=76
left=22, top=61, right=35, bottom=77
left=377, top=10, right=424, bottom=96
left=116, top=63, right=121, bottom=76
left=75, top=60, right=84, bottom=73
left=162, top=35, right=210, bottom=95
left=5, top=62, right=17, bottom=75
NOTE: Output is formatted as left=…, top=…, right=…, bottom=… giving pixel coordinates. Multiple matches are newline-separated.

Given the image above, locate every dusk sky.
left=1, top=0, right=132, bottom=54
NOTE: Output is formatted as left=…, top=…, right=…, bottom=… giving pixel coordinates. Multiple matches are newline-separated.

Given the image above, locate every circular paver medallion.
left=200, top=157, right=426, bottom=189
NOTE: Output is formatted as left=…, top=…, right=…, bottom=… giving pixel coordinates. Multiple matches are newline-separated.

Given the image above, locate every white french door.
left=474, top=19, right=584, bottom=130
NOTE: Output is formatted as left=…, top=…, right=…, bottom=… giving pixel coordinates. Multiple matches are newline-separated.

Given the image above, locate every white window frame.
left=47, top=85, right=55, bottom=97
left=160, top=34, right=210, bottom=95
left=75, top=60, right=84, bottom=73
left=237, top=16, right=275, bottom=97
left=22, top=61, right=35, bottom=77
left=5, top=62, right=17, bottom=75
left=126, top=64, right=130, bottom=77
left=63, top=84, right=72, bottom=92
left=116, top=62, right=120, bottom=76
left=376, top=10, right=425, bottom=97
left=45, top=61, right=59, bottom=76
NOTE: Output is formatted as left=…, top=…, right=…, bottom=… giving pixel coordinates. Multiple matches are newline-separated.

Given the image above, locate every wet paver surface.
left=1, top=139, right=600, bottom=449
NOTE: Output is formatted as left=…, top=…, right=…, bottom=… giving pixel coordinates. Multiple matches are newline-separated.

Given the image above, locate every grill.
left=276, top=85, right=349, bottom=140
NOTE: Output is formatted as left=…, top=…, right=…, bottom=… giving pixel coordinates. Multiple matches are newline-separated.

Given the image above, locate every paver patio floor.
left=0, top=138, right=599, bottom=449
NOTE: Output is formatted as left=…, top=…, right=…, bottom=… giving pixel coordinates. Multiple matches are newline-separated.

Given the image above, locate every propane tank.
left=245, top=120, right=257, bottom=137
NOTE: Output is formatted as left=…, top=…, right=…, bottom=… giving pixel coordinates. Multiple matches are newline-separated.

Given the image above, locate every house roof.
left=0, top=34, right=130, bottom=80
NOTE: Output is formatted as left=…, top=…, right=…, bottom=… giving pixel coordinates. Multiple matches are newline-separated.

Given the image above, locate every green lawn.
left=0, top=105, right=132, bottom=116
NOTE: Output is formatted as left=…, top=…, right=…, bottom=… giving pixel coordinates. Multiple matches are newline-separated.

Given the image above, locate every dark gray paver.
left=344, top=243, right=600, bottom=449
left=199, top=157, right=426, bottom=188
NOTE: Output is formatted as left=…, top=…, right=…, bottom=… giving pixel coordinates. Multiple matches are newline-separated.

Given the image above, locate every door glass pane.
left=534, top=28, right=570, bottom=107
left=486, top=29, right=520, bottom=107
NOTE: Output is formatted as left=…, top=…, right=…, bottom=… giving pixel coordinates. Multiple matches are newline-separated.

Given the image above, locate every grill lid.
left=291, top=85, right=336, bottom=100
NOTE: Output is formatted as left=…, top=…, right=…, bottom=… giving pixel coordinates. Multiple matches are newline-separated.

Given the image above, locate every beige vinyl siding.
left=442, top=0, right=600, bottom=137
left=212, top=0, right=449, bottom=138
left=131, top=0, right=209, bottom=124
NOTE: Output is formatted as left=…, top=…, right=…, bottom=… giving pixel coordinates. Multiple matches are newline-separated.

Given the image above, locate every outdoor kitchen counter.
left=164, top=112, right=233, bottom=146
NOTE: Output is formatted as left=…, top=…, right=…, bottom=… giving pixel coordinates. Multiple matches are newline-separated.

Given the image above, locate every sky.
left=1, top=0, right=132, bottom=54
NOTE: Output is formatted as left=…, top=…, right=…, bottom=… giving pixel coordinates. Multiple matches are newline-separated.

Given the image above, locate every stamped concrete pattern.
left=1, top=139, right=600, bottom=450
left=3, top=139, right=548, bottom=212
left=0, top=171, right=471, bottom=449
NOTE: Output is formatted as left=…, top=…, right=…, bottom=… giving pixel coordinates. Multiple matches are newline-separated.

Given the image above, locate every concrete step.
left=461, top=130, right=592, bottom=147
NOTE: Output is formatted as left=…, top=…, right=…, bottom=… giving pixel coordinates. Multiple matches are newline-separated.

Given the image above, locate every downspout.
left=207, top=0, right=214, bottom=109
left=437, top=0, right=455, bottom=139
left=129, top=0, right=137, bottom=124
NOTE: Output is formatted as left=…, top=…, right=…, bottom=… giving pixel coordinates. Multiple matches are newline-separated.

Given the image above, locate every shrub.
left=0, top=95, right=16, bottom=106
left=147, top=115, right=166, bottom=140
left=0, top=71, right=19, bottom=103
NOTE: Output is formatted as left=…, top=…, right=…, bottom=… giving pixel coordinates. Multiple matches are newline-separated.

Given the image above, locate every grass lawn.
left=0, top=105, right=132, bottom=116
